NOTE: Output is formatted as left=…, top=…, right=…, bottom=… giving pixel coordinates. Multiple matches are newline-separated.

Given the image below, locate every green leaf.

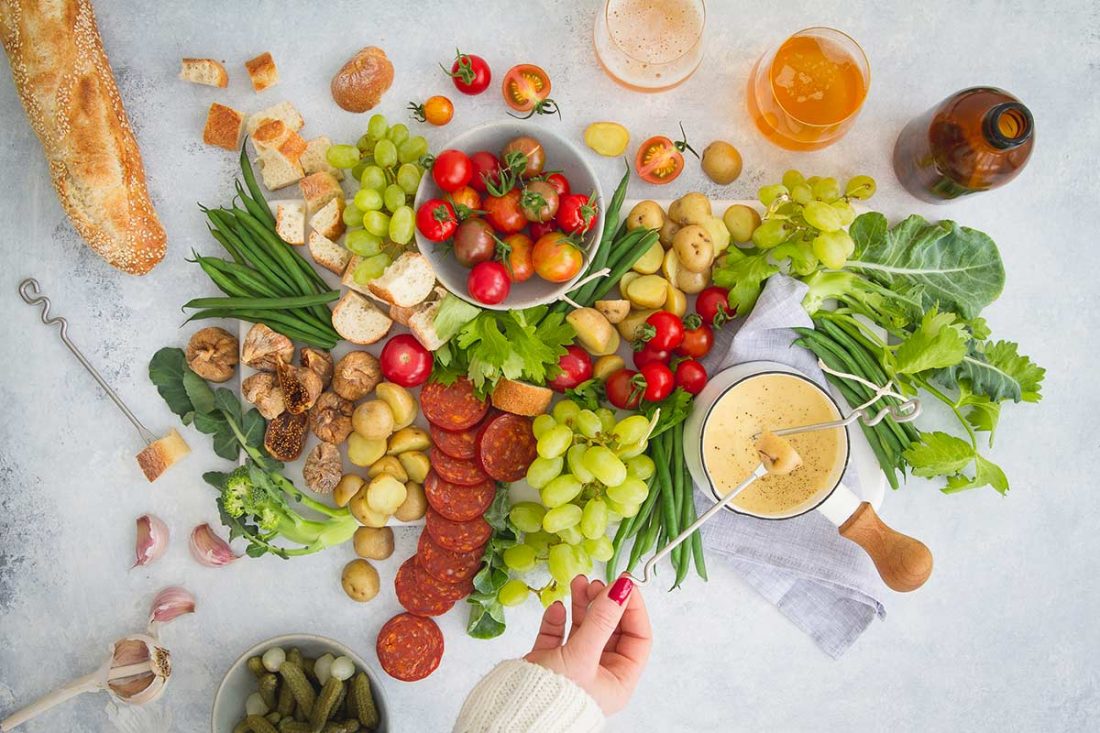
left=903, top=431, right=975, bottom=478
left=212, top=425, right=241, bottom=461
left=941, top=455, right=1010, bottom=495
left=958, top=388, right=1001, bottom=444
left=203, top=471, right=230, bottom=491
left=980, top=340, right=1045, bottom=403
left=564, top=379, right=605, bottom=412
left=937, top=340, right=1045, bottom=403
left=848, top=210, right=888, bottom=258
left=149, top=348, right=194, bottom=419
left=466, top=601, right=506, bottom=639
left=193, top=411, right=227, bottom=435
left=433, top=294, right=482, bottom=342
left=214, top=387, right=244, bottom=425
left=892, top=308, right=969, bottom=375
left=241, top=409, right=266, bottom=448
left=712, top=250, right=778, bottom=316
left=182, top=370, right=216, bottom=414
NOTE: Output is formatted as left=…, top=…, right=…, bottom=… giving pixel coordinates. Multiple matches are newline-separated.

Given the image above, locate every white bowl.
left=414, top=120, right=605, bottom=310
left=211, top=633, right=389, bottom=732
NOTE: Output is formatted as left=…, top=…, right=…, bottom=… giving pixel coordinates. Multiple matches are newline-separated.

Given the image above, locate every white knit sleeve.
left=453, top=659, right=605, bottom=733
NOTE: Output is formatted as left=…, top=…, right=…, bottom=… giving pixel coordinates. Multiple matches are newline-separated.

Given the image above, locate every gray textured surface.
left=0, top=1, right=1097, bottom=731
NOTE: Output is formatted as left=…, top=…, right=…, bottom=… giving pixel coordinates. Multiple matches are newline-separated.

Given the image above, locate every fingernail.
left=609, top=576, right=633, bottom=606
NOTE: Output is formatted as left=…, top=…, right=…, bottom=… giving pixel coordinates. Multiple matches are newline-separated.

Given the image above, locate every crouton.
left=309, top=197, right=346, bottom=241
left=299, top=171, right=344, bottom=214
left=308, top=230, right=351, bottom=275
left=331, top=291, right=392, bottom=345
left=246, top=101, right=303, bottom=136
left=202, top=102, right=244, bottom=150
left=257, top=148, right=304, bottom=190
left=244, top=51, right=279, bottom=92
left=366, top=252, right=435, bottom=308
left=301, top=136, right=344, bottom=181
left=180, top=58, right=228, bottom=88
left=270, top=200, right=305, bottom=245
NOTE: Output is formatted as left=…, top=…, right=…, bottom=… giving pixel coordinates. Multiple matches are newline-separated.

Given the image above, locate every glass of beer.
left=593, top=0, right=706, bottom=92
left=747, top=27, right=870, bottom=151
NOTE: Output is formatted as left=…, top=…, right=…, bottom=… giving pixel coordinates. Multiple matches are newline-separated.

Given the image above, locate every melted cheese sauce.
left=702, top=373, right=845, bottom=517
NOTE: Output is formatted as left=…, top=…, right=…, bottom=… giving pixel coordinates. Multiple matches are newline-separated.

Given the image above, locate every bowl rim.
left=210, top=632, right=388, bottom=733
left=413, top=119, right=606, bottom=311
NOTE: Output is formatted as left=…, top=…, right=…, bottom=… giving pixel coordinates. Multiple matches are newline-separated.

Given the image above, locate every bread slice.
left=270, top=200, right=305, bottom=245
left=246, top=101, right=303, bottom=136
left=331, top=291, right=393, bottom=345
left=341, top=256, right=370, bottom=296
left=301, top=136, right=344, bottom=181
left=366, top=252, right=435, bottom=308
left=300, top=171, right=344, bottom=214
left=491, top=379, right=554, bottom=417
left=310, top=198, right=345, bottom=240
left=180, top=58, right=228, bottom=87
left=244, top=51, right=279, bottom=92
left=308, top=230, right=351, bottom=275
left=136, top=429, right=191, bottom=482
left=407, top=298, right=447, bottom=351
left=258, top=148, right=304, bottom=190
left=202, top=102, right=244, bottom=151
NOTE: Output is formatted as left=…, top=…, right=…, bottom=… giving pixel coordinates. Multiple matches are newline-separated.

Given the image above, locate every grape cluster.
left=496, top=400, right=656, bottom=607
left=326, top=113, right=433, bottom=282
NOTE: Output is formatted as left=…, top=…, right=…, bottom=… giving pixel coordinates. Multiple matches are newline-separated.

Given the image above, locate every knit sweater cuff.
left=454, top=659, right=605, bottom=733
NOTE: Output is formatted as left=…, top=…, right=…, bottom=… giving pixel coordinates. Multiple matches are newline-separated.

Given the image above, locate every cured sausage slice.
left=424, top=471, right=496, bottom=522
left=376, top=613, right=444, bottom=682
left=417, top=530, right=484, bottom=584
left=420, top=378, right=489, bottom=431
left=430, top=447, right=490, bottom=487
left=395, top=557, right=455, bottom=617
left=477, top=413, right=537, bottom=482
left=425, top=507, right=491, bottom=553
left=430, top=422, right=481, bottom=460
left=410, top=554, right=474, bottom=602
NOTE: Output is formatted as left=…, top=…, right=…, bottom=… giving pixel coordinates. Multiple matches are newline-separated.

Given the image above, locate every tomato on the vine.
left=501, top=64, right=559, bottom=119
left=676, top=314, right=713, bottom=358
left=469, top=151, right=501, bottom=193
left=632, top=342, right=669, bottom=369
left=544, top=172, right=571, bottom=197
left=638, top=311, right=684, bottom=352
left=639, top=362, right=675, bottom=402
left=380, top=335, right=432, bottom=387
left=675, top=359, right=708, bottom=395
left=532, top=232, right=583, bottom=282
left=606, top=369, right=642, bottom=410
left=408, top=96, right=454, bottom=126
left=446, top=51, right=491, bottom=95
left=696, top=286, right=734, bottom=326
left=483, top=190, right=526, bottom=234
left=415, top=199, right=458, bottom=241
left=547, top=345, right=593, bottom=392
left=502, top=233, right=535, bottom=282
left=468, top=261, right=511, bottom=305
left=431, top=149, right=473, bottom=192
left=635, top=123, right=698, bottom=185
left=556, top=193, right=598, bottom=235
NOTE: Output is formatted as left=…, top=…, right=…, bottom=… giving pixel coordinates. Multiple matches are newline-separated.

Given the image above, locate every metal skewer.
left=769, top=397, right=921, bottom=439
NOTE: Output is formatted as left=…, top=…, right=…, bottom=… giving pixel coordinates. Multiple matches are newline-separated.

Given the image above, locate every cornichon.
left=278, top=662, right=316, bottom=718
left=258, top=673, right=278, bottom=710
left=351, top=672, right=379, bottom=728
left=232, top=715, right=279, bottom=733
left=310, top=678, right=343, bottom=730
left=247, top=656, right=266, bottom=678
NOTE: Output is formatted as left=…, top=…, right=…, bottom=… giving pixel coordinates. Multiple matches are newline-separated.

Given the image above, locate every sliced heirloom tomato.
left=446, top=50, right=492, bottom=95
left=635, top=122, right=698, bottom=185
left=416, top=199, right=458, bottom=242
left=501, top=64, right=559, bottom=119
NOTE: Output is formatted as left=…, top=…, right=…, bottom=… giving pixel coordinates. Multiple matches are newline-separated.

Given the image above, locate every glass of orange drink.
left=747, top=27, right=870, bottom=151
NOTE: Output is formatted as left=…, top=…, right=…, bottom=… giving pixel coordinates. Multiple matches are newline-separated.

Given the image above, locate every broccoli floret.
left=222, top=466, right=254, bottom=518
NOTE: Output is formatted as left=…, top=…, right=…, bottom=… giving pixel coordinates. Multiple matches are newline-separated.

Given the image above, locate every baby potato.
left=618, top=271, right=640, bottom=294
left=394, top=481, right=427, bottom=522
left=387, top=426, right=431, bottom=455
left=341, top=559, right=380, bottom=602
left=398, top=451, right=430, bottom=483
left=594, top=299, right=630, bottom=324
left=676, top=266, right=711, bottom=294
left=661, top=247, right=681, bottom=282
left=700, top=216, right=731, bottom=253
left=723, top=204, right=762, bottom=244
left=593, top=355, right=625, bottom=381
left=584, top=121, right=630, bottom=157
left=566, top=307, right=620, bottom=356
left=701, top=141, right=743, bottom=184
left=353, top=526, right=394, bottom=560
left=659, top=218, right=681, bottom=249
left=668, top=192, right=712, bottom=226
left=672, top=225, right=714, bottom=272
left=352, top=400, right=394, bottom=440
left=349, top=485, right=389, bottom=527
left=663, top=284, right=687, bottom=317
left=333, top=474, right=365, bottom=508
left=631, top=241, right=665, bottom=275
left=625, top=275, right=669, bottom=309
left=367, top=474, right=407, bottom=514
left=375, top=382, right=417, bottom=430
left=625, top=200, right=665, bottom=231
left=347, top=433, right=387, bottom=467
left=617, top=308, right=656, bottom=341
left=367, top=455, right=408, bottom=482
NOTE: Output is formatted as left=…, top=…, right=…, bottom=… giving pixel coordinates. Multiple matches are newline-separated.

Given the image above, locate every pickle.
left=344, top=679, right=357, bottom=719
left=276, top=721, right=310, bottom=733
left=322, top=723, right=360, bottom=733
left=331, top=683, right=347, bottom=721
left=310, top=678, right=343, bottom=730
left=236, top=716, right=279, bottom=733
left=247, top=657, right=266, bottom=678
left=259, top=674, right=279, bottom=710
left=350, top=672, right=379, bottom=728
left=264, top=712, right=282, bottom=725
left=287, top=648, right=304, bottom=670
left=302, top=657, right=317, bottom=681
left=276, top=675, right=296, bottom=717
left=279, top=662, right=316, bottom=718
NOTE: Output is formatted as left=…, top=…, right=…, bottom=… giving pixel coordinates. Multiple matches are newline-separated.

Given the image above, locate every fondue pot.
left=683, top=361, right=933, bottom=592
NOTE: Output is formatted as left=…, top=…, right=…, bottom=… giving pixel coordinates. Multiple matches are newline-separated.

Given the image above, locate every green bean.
left=626, top=475, right=661, bottom=540
left=599, top=162, right=630, bottom=248
left=183, top=292, right=339, bottom=311
left=652, top=433, right=681, bottom=581
left=827, top=374, right=900, bottom=489
left=208, top=210, right=297, bottom=295
left=236, top=180, right=273, bottom=227
left=608, top=514, right=634, bottom=582
left=208, top=227, right=249, bottom=266
left=194, top=258, right=253, bottom=298
left=200, top=258, right=282, bottom=299
left=627, top=512, right=660, bottom=574
left=588, top=229, right=660, bottom=303
left=240, top=142, right=276, bottom=227
left=672, top=428, right=691, bottom=588
left=185, top=310, right=337, bottom=348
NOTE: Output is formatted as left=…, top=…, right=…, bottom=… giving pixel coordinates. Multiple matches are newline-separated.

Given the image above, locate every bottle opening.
left=985, top=103, right=1033, bottom=149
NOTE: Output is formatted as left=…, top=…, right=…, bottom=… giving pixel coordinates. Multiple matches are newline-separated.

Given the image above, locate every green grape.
left=574, top=543, right=593, bottom=574
left=781, top=169, right=805, bottom=188
left=538, top=583, right=569, bottom=608
left=354, top=188, right=383, bottom=212
left=503, top=544, right=537, bottom=572
left=540, top=474, right=583, bottom=509
left=604, top=496, right=641, bottom=518
left=845, top=175, right=876, bottom=200
left=551, top=400, right=580, bottom=426
left=351, top=161, right=369, bottom=181
left=345, top=230, right=383, bottom=257
left=398, top=135, right=429, bottom=164
left=543, top=504, right=582, bottom=534
left=758, top=183, right=789, bottom=206
left=626, top=454, right=656, bottom=481
left=532, top=414, right=557, bottom=439
left=326, top=144, right=361, bottom=169
left=811, top=176, right=841, bottom=203
left=752, top=219, right=791, bottom=249
left=615, top=441, right=646, bottom=459
left=831, top=200, right=856, bottom=227
left=356, top=134, right=374, bottom=154
left=353, top=254, right=391, bottom=284
left=389, top=206, right=414, bottom=245
left=363, top=210, right=391, bottom=238
left=525, top=530, right=555, bottom=555
left=583, top=536, right=614, bottom=562
left=573, top=410, right=602, bottom=439
left=790, top=183, right=813, bottom=205
left=359, top=165, right=387, bottom=192
left=581, top=446, right=627, bottom=487
left=498, top=579, right=530, bottom=607
left=342, top=205, right=365, bottom=228
left=526, top=456, right=563, bottom=490
left=396, top=163, right=422, bottom=195
left=385, top=123, right=409, bottom=146
left=612, top=415, right=650, bottom=446
left=366, top=113, right=388, bottom=141
left=595, top=408, right=616, bottom=434
left=566, top=444, right=594, bottom=483
left=802, top=201, right=842, bottom=233
left=547, top=544, right=576, bottom=583
left=373, top=139, right=398, bottom=168
left=806, top=175, right=822, bottom=187
left=537, top=424, right=573, bottom=459
left=383, top=184, right=406, bottom=213
left=510, top=502, right=547, bottom=533
left=557, top=525, right=585, bottom=546
left=606, top=477, right=648, bottom=505
left=812, top=231, right=855, bottom=270
left=580, top=498, right=608, bottom=540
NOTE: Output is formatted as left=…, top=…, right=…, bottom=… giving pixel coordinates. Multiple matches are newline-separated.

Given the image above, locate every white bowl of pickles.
left=212, top=634, right=388, bottom=732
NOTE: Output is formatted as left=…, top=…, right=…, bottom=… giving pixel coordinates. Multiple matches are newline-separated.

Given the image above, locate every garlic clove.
left=107, top=635, right=171, bottom=705
left=189, top=523, right=239, bottom=567
left=148, top=586, right=196, bottom=627
left=132, top=514, right=170, bottom=568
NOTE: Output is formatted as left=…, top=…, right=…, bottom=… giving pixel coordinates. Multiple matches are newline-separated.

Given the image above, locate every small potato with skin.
left=386, top=426, right=431, bottom=455
left=659, top=218, right=681, bottom=249
left=593, top=355, right=625, bottom=381
left=672, top=225, right=714, bottom=272
left=349, top=485, right=389, bottom=527
left=618, top=271, right=639, bottom=294
left=341, top=559, right=380, bottom=602
left=723, top=204, right=761, bottom=244
left=566, top=308, right=620, bottom=356
left=625, top=275, right=668, bottom=309
left=367, top=474, right=407, bottom=514
left=375, top=382, right=417, bottom=430
left=333, top=474, right=364, bottom=508
left=631, top=241, right=665, bottom=274
left=676, top=266, right=711, bottom=294
left=625, top=201, right=665, bottom=231
left=700, top=216, right=731, bottom=253
left=367, top=455, right=408, bottom=482
left=353, top=526, right=394, bottom=560
left=617, top=308, right=656, bottom=341
left=394, top=481, right=427, bottom=522
left=663, top=284, right=687, bottom=317
left=668, top=192, right=712, bottom=226
left=701, top=141, right=742, bottom=184
left=352, top=400, right=394, bottom=440
left=398, top=451, right=430, bottom=483
left=594, top=299, right=630, bottom=325
left=347, top=434, right=387, bottom=467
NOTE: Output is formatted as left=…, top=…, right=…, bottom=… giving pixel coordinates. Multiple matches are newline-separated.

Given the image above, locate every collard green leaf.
left=149, top=348, right=194, bottom=420
left=193, top=411, right=227, bottom=435
left=213, top=388, right=244, bottom=426
left=182, top=370, right=216, bottom=415
left=936, top=340, right=1045, bottom=404
left=212, top=425, right=241, bottom=461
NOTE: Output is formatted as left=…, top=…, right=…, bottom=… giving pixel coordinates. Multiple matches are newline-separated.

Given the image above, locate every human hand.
left=524, top=574, right=652, bottom=715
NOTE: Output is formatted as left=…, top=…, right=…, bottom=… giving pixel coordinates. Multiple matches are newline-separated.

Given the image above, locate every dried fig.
left=186, top=327, right=239, bottom=382
left=310, top=391, right=354, bottom=444
left=301, top=347, right=334, bottom=388
left=276, top=360, right=323, bottom=415
left=242, top=373, right=286, bottom=420
left=332, top=351, right=382, bottom=401
left=264, top=411, right=307, bottom=461
left=241, top=324, right=293, bottom=371
left=303, top=442, right=342, bottom=494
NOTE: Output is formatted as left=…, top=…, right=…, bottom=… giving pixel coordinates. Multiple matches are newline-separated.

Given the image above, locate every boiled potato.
left=625, top=200, right=665, bottom=231
left=672, top=225, right=714, bottom=272
left=584, top=122, right=630, bottom=157
left=394, top=481, right=427, bottom=522
left=341, top=559, right=379, bottom=602
left=659, top=218, right=681, bottom=248
left=701, top=141, right=742, bottom=184
left=353, top=526, right=395, bottom=560
left=387, top=426, right=431, bottom=455
left=366, top=474, right=407, bottom=515
left=668, top=192, right=711, bottom=226
left=349, top=485, right=389, bottom=527
left=347, top=434, right=387, bottom=467
left=593, top=355, right=625, bottom=381
left=676, top=266, right=711, bottom=294
left=617, top=308, right=656, bottom=341
left=595, top=299, right=630, bottom=324
left=352, top=400, right=394, bottom=440
left=566, top=307, right=620, bottom=356
left=333, top=474, right=365, bottom=508
left=662, top=247, right=682, bottom=282
left=375, top=382, right=417, bottom=430
left=625, top=275, right=668, bottom=309
left=398, top=451, right=430, bottom=483
left=663, top=284, right=687, bottom=317
left=700, top=216, right=731, bottom=253
left=367, top=455, right=408, bottom=482
left=618, top=271, right=640, bottom=294
left=723, top=204, right=762, bottom=244
left=631, top=241, right=664, bottom=274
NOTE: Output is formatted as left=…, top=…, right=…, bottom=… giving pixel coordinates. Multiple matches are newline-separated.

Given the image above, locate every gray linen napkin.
left=695, top=275, right=885, bottom=658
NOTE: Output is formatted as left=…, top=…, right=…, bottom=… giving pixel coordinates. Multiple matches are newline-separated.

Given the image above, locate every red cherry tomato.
left=446, top=51, right=491, bottom=95
left=547, top=345, right=593, bottom=392
left=467, top=261, right=511, bottom=305
left=544, top=173, right=571, bottom=197
left=532, top=232, right=584, bottom=283
left=380, top=335, right=432, bottom=387
left=556, top=193, right=598, bottom=235
left=635, top=124, right=696, bottom=185
left=503, top=233, right=535, bottom=283
left=632, top=342, right=670, bottom=369
left=605, top=369, right=642, bottom=410
left=640, top=311, right=684, bottom=352
left=676, top=315, right=714, bottom=358
left=431, top=149, right=473, bottom=193
left=675, top=359, right=708, bottom=395
left=501, top=64, right=558, bottom=118
left=639, top=362, right=675, bottom=402
left=469, top=151, right=501, bottom=193
left=415, top=199, right=458, bottom=242
left=696, top=286, right=734, bottom=326
left=482, top=190, right=526, bottom=234
left=450, top=186, right=481, bottom=216
left=527, top=220, right=557, bottom=240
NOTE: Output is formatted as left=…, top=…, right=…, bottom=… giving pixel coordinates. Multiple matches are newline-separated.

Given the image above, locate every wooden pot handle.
left=839, top=502, right=933, bottom=592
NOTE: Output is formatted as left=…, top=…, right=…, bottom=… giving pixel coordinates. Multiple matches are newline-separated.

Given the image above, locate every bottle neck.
left=983, top=102, right=1033, bottom=150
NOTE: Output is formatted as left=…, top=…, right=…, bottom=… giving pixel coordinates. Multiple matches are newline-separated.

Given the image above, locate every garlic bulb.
left=132, top=514, right=169, bottom=568
left=107, top=635, right=171, bottom=705
left=188, top=524, right=238, bottom=567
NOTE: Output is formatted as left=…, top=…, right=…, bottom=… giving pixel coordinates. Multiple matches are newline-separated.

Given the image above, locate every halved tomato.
left=501, top=64, right=559, bottom=119
left=635, top=123, right=697, bottom=185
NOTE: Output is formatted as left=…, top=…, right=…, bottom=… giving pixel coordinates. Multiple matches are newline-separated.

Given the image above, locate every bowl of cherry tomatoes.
left=413, top=120, right=604, bottom=310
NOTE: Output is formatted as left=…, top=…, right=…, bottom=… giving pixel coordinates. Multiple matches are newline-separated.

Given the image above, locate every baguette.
left=0, top=0, right=167, bottom=275
left=490, top=379, right=554, bottom=417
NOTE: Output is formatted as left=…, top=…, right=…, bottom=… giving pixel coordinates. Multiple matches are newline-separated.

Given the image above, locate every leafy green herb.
left=433, top=294, right=482, bottom=342
left=712, top=248, right=779, bottom=316
left=891, top=309, right=969, bottom=375
left=467, top=486, right=520, bottom=639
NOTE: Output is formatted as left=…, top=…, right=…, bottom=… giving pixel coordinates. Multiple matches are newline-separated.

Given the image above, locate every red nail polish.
left=609, top=576, right=633, bottom=606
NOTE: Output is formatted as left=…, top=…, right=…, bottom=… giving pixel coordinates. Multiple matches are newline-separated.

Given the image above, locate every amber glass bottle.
left=893, top=87, right=1034, bottom=202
